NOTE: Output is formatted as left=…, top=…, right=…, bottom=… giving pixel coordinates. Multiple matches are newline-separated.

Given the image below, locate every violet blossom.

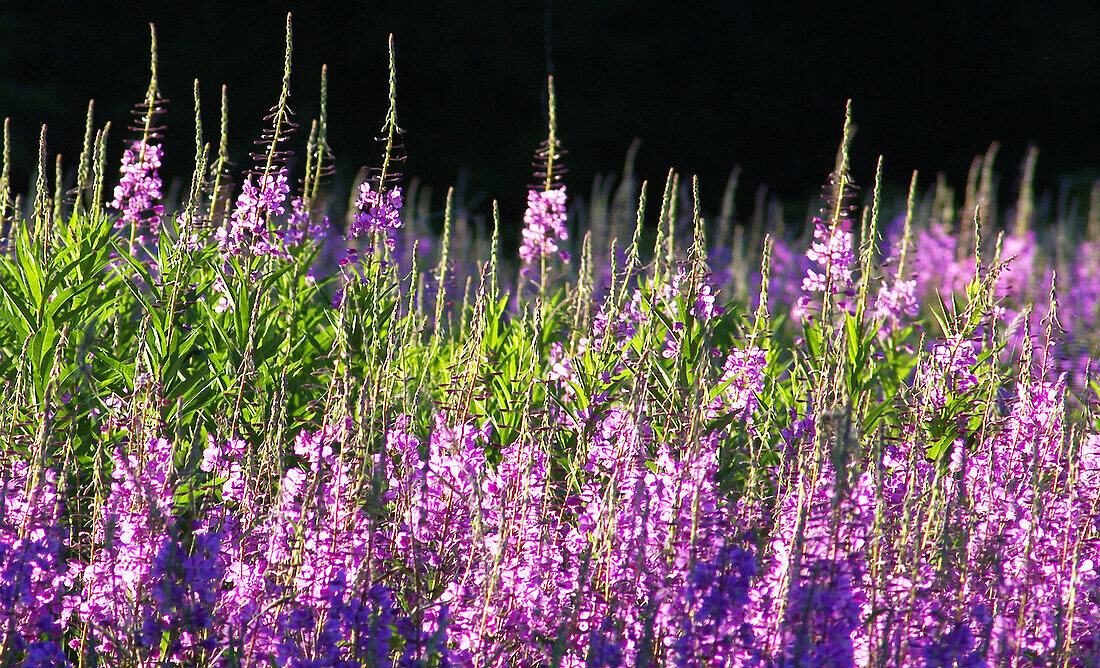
left=348, top=181, right=403, bottom=249
left=110, top=139, right=165, bottom=245
left=216, top=169, right=291, bottom=258
left=794, top=214, right=856, bottom=321
left=519, top=187, right=569, bottom=268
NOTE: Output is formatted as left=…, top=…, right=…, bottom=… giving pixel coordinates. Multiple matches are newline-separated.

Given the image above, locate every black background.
left=2, top=1, right=1098, bottom=240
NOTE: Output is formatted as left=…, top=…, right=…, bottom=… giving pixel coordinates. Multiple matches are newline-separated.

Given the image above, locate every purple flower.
left=780, top=396, right=816, bottom=448
left=805, top=216, right=855, bottom=291
left=768, top=237, right=814, bottom=311
left=585, top=623, right=625, bottom=668
left=216, top=169, right=291, bottom=258
left=748, top=459, right=874, bottom=665
left=590, top=289, right=648, bottom=351
left=712, top=345, right=767, bottom=428
left=21, top=641, right=69, bottom=667
left=922, top=622, right=983, bottom=668
left=919, top=337, right=980, bottom=408
left=519, top=187, right=569, bottom=267
left=994, top=231, right=1038, bottom=302
left=348, top=181, right=403, bottom=248
left=909, top=222, right=975, bottom=300
left=661, top=333, right=680, bottom=359
left=690, top=279, right=723, bottom=321
left=110, top=139, right=165, bottom=243
left=794, top=212, right=856, bottom=323
left=0, top=461, right=73, bottom=655
left=140, top=520, right=224, bottom=659
left=281, top=196, right=331, bottom=249
left=674, top=543, right=757, bottom=666
left=79, top=436, right=179, bottom=656
left=873, top=278, right=918, bottom=337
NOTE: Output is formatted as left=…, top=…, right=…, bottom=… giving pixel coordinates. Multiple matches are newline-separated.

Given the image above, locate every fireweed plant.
left=0, top=15, right=1099, bottom=667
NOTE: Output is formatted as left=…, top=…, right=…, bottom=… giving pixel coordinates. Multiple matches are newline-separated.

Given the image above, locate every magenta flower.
left=110, top=139, right=165, bottom=244
left=873, top=278, right=919, bottom=337
left=281, top=196, right=330, bottom=249
left=910, top=222, right=975, bottom=300
left=0, top=460, right=73, bottom=655
left=712, top=345, right=767, bottom=428
left=216, top=169, right=290, bottom=258
left=348, top=181, right=403, bottom=248
left=690, top=279, right=723, bottom=321
left=805, top=216, right=854, bottom=289
left=794, top=215, right=856, bottom=321
left=919, top=337, right=980, bottom=408
left=519, top=187, right=569, bottom=267
left=80, top=436, right=177, bottom=655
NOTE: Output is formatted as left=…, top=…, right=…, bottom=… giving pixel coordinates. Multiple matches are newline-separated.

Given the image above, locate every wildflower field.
left=3, top=17, right=1100, bottom=667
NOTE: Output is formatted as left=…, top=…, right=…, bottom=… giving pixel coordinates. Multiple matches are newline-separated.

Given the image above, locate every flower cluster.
left=747, top=457, right=874, bottom=664
left=519, top=187, right=569, bottom=268
left=216, top=169, right=291, bottom=258
left=590, top=289, right=648, bottom=352
left=79, top=436, right=184, bottom=656
left=3, top=363, right=1100, bottom=667
left=688, top=274, right=724, bottom=322
left=919, top=337, right=981, bottom=408
left=348, top=181, right=404, bottom=249
left=711, top=345, right=767, bottom=429
left=417, top=405, right=755, bottom=667
left=908, top=221, right=975, bottom=300
left=0, top=460, right=74, bottom=661
left=110, top=139, right=165, bottom=245
left=33, top=427, right=424, bottom=666
left=794, top=214, right=856, bottom=320
left=872, top=277, right=918, bottom=337
left=281, top=195, right=330, bottom=249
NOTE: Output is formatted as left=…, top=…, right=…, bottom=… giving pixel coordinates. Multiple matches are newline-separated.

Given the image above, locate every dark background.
left=1, top=1, right=1098, bottom=240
